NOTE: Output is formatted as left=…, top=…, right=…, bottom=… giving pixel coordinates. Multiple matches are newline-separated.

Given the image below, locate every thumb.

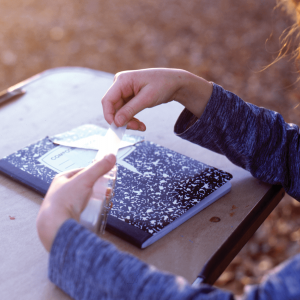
left=114, top=85, right=154, bottom=127
left=74, top=154, right=116, bottom=188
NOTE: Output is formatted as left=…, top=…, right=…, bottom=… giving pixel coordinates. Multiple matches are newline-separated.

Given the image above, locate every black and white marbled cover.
left=0, top=138, right=58, bottom=187
left=0, top=124, right=232, bottom=239
left=111, top=141, right=232, bottom=235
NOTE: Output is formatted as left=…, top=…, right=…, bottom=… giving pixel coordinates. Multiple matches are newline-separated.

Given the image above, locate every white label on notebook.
left=50, top=134, right=133, bottom=151
left=38, top=147, right=96, bottom=173
left=38, top=144, right=138, bottom=174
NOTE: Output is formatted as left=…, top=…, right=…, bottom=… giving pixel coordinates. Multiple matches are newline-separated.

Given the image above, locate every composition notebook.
left=0, top=124, right=233, bottom=248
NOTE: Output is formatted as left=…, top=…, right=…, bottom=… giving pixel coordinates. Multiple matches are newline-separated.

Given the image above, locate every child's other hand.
left=36, top=154, right=116, bottom=252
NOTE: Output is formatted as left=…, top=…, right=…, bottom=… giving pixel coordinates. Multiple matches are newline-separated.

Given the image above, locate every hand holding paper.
left=36, top=154, right=116, bottom=252
left=101, top=68, right=213, bottom=130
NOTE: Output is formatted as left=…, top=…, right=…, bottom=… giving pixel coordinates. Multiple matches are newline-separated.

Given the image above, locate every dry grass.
left=1, top=0, right=299, bottom=295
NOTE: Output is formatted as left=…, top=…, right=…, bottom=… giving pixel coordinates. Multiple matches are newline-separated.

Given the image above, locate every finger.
left=132, top=118, right=146, bottom=131
left=103, top=97, right=129, bottom=124
left=139, top=121, right=146, bottom=131
left=126, top=119, right=146, bottom=131
left=102, top=94, right=118, bottom=125
left=114, top=98, right=126, bottom=111
left=114, top=86, right=154, bottom=127
left=74, top=154, right=116, bottom=188
left=102, top=77, right=134, bottom=125
left=102, top=86, right=122, bottom=125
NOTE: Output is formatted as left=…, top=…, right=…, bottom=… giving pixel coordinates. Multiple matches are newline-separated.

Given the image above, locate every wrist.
left=37, top=206, right=70, bottom=252
left=174, top=71, right=213, bottom=118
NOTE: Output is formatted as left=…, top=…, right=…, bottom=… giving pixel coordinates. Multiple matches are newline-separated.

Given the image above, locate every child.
left=37, top=1, right=300, bottom=298
left=37, top=67, right=300, bottom=300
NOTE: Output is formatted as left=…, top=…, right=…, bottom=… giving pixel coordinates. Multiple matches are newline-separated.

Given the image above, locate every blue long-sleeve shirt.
left=175, top=83, right=300, bottom=201
left=48, top=83, right=300, bottom=299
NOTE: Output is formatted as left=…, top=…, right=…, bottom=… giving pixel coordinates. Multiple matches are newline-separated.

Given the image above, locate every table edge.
left=197, top=184, right=285, bottom=284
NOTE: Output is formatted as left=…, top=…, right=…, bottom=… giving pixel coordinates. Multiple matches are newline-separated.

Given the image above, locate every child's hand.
left=36, top=154, right=116, bottom=252
left=102, top=68, right=213, bottom=131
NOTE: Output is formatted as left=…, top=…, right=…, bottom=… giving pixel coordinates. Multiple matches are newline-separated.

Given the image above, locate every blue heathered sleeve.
left=174, top=83, right=300, bottom=201
left=48, top=83, right=300, bottom=300
left=240, top=253, right=300, bottom=300
left=49, top=219, right=234, bottom=300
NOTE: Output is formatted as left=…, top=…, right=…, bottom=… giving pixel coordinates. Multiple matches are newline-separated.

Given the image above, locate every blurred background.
left=1, top=0, right=300, bottom=295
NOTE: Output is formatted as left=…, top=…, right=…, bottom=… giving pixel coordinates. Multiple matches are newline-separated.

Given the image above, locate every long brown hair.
left=275, top=1, right=300, bottom=67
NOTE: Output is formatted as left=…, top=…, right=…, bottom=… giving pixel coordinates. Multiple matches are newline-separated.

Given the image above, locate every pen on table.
left=192, top=251, right=219, bottom=287
left=192, top=274, right=205, bottom=287
left=0, top=73, right=42, bottom=106
left=0, top=87, right=26, bottom=106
